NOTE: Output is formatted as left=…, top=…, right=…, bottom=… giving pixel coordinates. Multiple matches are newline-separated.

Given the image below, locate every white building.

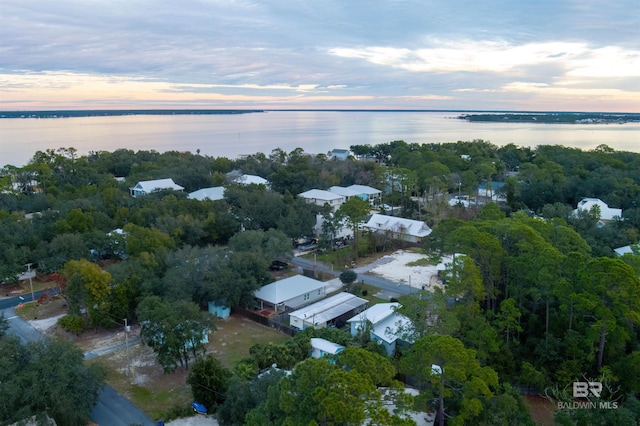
left=233, top=174, right=270, bottom=187
left=328, top=186, right=362, bottom=202
left=347, top=303, right=412, bottom=356
left=614, top=244, right=639, bottom=256
left=364, top=214, right=432, bottom=243
left=310, top=338, right=345, bottom=359
left=330, top=149, right=351, bottom=161
left=298, top=189, right=345, bottom=210
left=289, top=292, right=368, bottom=330
left=254, top=275, right=327, bottom=313
left=346, top=184, right=382, bottom=206
left=129, top=178, right=184, bottom=197
left=572, top=198, right=622, bottom=221
left=188, top=186, right=226, bottom=201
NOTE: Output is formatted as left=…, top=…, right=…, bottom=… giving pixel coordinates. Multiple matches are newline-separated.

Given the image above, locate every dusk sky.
left=1, top=0, right=639, bottom=112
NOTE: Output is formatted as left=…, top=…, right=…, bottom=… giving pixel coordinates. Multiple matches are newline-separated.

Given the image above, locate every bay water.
left=1, top=111, right=639, bottom=167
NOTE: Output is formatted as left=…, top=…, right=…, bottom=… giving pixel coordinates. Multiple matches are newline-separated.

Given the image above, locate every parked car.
left=269, top=260, right=289, bottom=271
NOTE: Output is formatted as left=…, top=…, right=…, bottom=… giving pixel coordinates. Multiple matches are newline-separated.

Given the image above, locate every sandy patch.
left=166, top=416, right=219, bottom=426
left=367, top=250, right=444, bottom=291
left=29, top=313, right=65, bottom=332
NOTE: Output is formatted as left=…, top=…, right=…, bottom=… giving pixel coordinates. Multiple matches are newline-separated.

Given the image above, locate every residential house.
left=364, top=214, right=432, bottom=244
left=289, top=292, right=368, bottom=330
left=347, top=302, right=412, bottom=356
left=477, top=181, right=506, bottom=202
left=298, top=189, right=345, bottom=211
left=328, top=186, right=362, bottom=202
left=614, top=243, right=639, bottom=257
left=572, top=198, right=623, bottom=222
left=310, top=338, right=345, bottom=360
left=232, top=174, right=270, bottom=187
left=346, top=184, right=382, bottom=206
left=129, top=178, right=184, bottom=197
left=254, top=275, right=327, bottom=313
left=188, top=186, right=226, bottom=201
left=330, top=149, right=351, bottom=161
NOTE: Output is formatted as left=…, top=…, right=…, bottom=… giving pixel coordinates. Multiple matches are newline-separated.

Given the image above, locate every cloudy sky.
left=1, top=0, right=639, bottom=111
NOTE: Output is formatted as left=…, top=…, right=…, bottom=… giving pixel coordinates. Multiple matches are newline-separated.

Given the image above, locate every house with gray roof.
left=289, top=292, right=367, bottom=330
left=254, top=275, right=327, bottom=313
left=364, top=213, right=432, bottom=243
left=188, top=186, right=226, bottom=201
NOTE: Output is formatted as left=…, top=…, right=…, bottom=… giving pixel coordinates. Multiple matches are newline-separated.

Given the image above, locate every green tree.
left=0, top=313, right=8, bottom=337
left=187, top=355, right=232, bottom=412
left=0, top=335, right=106, bottom=426
left=400, top=335, right=498, bottom=426
left=335, top=196, right=370, bottom=258
left=137, top=296, right=213, bottom=372
left=578, top=257, right=640, bottom=371
left=62, top=259, right=113, bottom=328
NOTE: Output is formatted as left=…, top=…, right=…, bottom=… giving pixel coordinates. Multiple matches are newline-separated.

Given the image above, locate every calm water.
left=1, top=111, right=639, bottom=167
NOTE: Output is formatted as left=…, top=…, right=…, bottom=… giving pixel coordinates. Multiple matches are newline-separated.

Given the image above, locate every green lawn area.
left=89, top=314, right=292, bottom=420
left=348, top=283, right=391, bottom=304
left=207, top=314, right=292, bottom=368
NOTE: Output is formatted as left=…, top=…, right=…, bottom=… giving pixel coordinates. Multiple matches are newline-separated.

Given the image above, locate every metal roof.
left=289, top=292, right=368, bottom=325
left=254, top=275, right=326, bottom=305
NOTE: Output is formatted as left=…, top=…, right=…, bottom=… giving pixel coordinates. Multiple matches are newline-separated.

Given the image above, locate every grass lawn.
left=88, top=314, right=292, bottom=420
left=347, top=283, right=391, bottom=304
left=207, top=314, right=292, bottom=368
left=87, top=344, right=193, bottom=421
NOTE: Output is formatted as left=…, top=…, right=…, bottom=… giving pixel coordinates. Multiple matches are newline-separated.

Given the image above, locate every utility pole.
left=124, top=319, right=130, bottom=377
left=26, top=263, right=35, bottom=303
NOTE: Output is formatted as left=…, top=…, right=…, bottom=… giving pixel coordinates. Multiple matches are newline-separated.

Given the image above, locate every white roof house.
left=130, top=178, right=184, bottom=197
left=188, top=186, right=226, bottom=201
left=254, top=275, right=327, bottom=312
left=310, top=338, right=345, bottom=359
left=572, top=198, right=622, bottom=221
left=328, top=186, right=362, bottom=201
left=298, top=189, right=345, bottom=210
left=233, top=174, right=270, bottom=186
left=614, top=244, right=638, bottom=256
left=347, top=303, right=412, bottom=356
left=364, top=214, right=432, bottom=243
left=330, top=149, right=351, bottom=161
left=289, top=292, right=368, bottom=330
left=346, top=184, right=382, bottom=204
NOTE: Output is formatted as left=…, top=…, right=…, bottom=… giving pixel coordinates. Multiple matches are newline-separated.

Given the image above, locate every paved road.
left=291, top=256, right=418, bottom=296
left=0, top=289, right=47, bottom=310
left=2, top=307, right=156, bottom=426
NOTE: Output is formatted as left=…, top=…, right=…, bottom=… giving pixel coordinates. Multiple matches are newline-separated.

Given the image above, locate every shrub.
left=57, top=314, right=85, bottom=335
left=339, top=270, right=358, bottom=284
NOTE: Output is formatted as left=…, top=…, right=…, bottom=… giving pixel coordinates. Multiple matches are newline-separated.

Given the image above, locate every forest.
left=1, top=140, right=639, bottom=425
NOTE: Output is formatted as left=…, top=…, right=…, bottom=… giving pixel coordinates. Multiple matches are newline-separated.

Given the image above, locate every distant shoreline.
left=0, top=109, right=265, bottom=119
left=1, top=109, right=639, bottom=121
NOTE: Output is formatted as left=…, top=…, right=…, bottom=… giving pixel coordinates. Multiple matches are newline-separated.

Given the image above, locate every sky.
left=1, top=0, right=639, bottom=112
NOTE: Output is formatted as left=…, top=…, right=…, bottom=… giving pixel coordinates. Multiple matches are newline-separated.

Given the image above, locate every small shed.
left=207, top=302, right=230, bottom=319
left=310, top=338, right=345, bottom=359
